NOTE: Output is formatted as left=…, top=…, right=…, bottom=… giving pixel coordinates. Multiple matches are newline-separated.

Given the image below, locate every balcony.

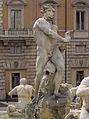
left=0, top=28, right=33, bottom=37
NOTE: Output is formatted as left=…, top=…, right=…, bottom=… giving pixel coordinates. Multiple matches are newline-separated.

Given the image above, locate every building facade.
left=0, top=0, right=89, bottom=99
left=66, top=0, right=89, bottom=87
left=0, top=0, right=37, bottom=99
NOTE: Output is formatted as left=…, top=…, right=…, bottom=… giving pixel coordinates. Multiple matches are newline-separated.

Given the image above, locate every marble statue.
left=33, top=4, right=71, bottom=101
left=7, top=78, right=34, bottom=117
left=76, top=76, right=89, bottom=119
left=25, top=4, right=72, bottom=119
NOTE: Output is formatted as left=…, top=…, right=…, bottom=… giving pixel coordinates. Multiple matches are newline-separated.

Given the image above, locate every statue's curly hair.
left=40, top=4, right=55, bottom=14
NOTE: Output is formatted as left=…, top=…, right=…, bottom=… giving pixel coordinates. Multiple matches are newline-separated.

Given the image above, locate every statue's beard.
left=47, top=16, right=54, bottom=22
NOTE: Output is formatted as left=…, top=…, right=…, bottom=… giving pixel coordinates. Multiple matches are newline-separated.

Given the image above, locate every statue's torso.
left=17, top=85, right=33, bottom=109
left=33, top=18, right=58, bottom=54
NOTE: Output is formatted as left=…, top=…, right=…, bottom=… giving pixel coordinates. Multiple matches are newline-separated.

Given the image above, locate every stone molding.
left=8, top=5, right=24, bottom=28
left=70, top=59, right=89, bottom=68
left=71, top=0, right=89, bottom=7
left=6, top=0, right=27, bottom=6
left=40, top=0, right=60, bottom=6
left=3, top=60, right=28, bottom=69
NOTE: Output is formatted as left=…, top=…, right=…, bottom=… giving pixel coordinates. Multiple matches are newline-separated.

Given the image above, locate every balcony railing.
left=1, top=29, right=89, bottom=38
left=0, top=28, right=33, bottom=37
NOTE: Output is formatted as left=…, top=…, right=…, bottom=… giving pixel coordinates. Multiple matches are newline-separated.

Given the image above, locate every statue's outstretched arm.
left=76, top=85, right=89, bottom=97
left=8, top=86, right=17, bottom=96
left=76, top=77, right=89, bottom=97
left=36, top=19, right=70, bottom=43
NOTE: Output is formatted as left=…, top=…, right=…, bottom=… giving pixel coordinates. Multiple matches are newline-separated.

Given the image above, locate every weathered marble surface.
left=7, top=78, right=34, bottom=117
left=25, top=83, right=77, bottom=119
left=33, top=4, right=70, bottom=101
left=25, top=3, right=71, bottom=119
left=25, top=3, right=72, bottom=119
left=76, top=76, right=89, bottom=119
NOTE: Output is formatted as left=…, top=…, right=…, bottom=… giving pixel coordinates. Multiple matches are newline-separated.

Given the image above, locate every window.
left=76, top=45, right=86, bottom=53
left=11, top=72, right=20, bottom=97
left=11, top=73, right=20, bottom=89
left=10, top=46, right=22, bottom=54
left=76, top=71, right=84, bottom=86
left=11, top=10, right=22, bottom=29
left=7, top=0, right=26, bottom=29
left=76, top=11, right=85, bottom=30
left=72, top=1, right=88, bottom=33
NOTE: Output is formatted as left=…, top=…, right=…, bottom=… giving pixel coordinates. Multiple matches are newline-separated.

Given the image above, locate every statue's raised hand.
left=64, top=31, right=71, bottom=43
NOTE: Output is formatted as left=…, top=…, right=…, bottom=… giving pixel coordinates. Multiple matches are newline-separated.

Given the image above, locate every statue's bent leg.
left=51, top=46, right=65, bottom=94
left=34, top=73, right=43, bottom=99
left=54, top=67, right=64, bottom=94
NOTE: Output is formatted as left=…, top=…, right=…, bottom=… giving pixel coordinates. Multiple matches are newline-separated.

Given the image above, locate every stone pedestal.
left=25, top=93, right=71, bottom=119
left=38, top=96, right=70, bottom=119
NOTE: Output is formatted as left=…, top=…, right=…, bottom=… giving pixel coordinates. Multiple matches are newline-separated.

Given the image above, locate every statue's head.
left=41, top=4, right=55, bottom=21
left=20, top=78, right=27, bottom=85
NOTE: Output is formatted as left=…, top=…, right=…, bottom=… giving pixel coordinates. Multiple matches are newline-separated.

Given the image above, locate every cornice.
left=40, top=0, right=60, bottom=7
left=72, top=0, right=89, bottom=7
left=6, top=0, right=27, bottom=6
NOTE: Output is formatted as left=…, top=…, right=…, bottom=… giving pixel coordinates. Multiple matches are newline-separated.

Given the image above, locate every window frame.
left=10, top=46, right=23, bottom=54
left=76, top=70, right=84, bottom=86
left=10, top=72, right=21, bottom=90
left=11, top=9, right=22, bottom=29
left=8, top=6, right=24, bottom=29
left=76, top=11, right=85, bottom=30
left=74, top=7, right=88, bottom=31
left=76, top=45, right=86, bottom=53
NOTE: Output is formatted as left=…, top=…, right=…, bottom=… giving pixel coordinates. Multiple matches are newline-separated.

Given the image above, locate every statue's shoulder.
left=81, top=76, right=89, bottom=86
left=25, top=84, right=33, bottom=89
left=34, top=18, right=47, bottom=25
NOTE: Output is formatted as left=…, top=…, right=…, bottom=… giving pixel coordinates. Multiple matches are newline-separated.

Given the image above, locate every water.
left=0, top=114, right=25, bottom=119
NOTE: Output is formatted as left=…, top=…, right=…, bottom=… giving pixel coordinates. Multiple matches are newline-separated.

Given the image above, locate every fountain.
left=24, top=3, right=75, bottom=119
left=2, top=3, right=80, bottom=119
